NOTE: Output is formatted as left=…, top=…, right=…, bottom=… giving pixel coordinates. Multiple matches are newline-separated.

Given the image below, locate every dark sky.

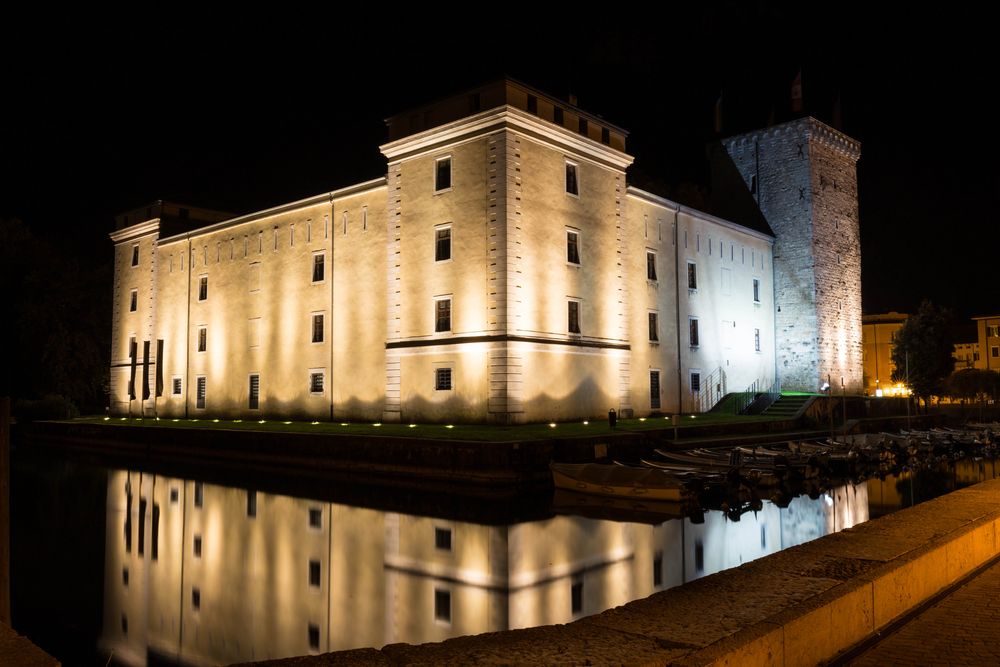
left=3, top=10, right=996, bottom=328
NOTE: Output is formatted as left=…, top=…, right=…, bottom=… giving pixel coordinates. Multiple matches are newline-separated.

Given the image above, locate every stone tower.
left=722, top=118, right=862, bottom=393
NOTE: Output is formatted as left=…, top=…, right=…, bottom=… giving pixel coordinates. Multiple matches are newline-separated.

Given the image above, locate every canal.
left=9, top=446, right=1000, bottom=666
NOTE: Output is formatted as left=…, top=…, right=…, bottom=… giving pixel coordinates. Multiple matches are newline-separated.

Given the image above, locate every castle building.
left=109, top=79, right=861, bottom=423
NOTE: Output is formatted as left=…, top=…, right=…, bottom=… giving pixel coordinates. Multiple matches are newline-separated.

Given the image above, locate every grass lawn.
left=67, top=412, right=788, bottom=442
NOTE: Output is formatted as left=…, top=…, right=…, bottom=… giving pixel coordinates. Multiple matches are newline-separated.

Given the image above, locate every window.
left=249, top=262, right=260, bottom=292
left=690, top=371, right=701, bottom=394
left=695, top=539, right=704, bottom=572
left=435, top=368, right=452, bottom=391
left=194, top=482, right=203, bottom=508
left=435, top=298, right=451, bottom=333
left=553, top=107, right=564, bottom=125
left=312, top=253, right=325, bottom=283
left=435, top=156, right=452, bottom=192
left=689, top=317, right=699, bottom=347
left=567, top=230, right=581, bottom=264
left=247, top=490, right=257, bottom=517
left=308, top=624, right=320, bottom=651
left=192, top=588, right=201, bottom=610
left=648, top=313, right=659, bottom=342
left=571, top=581, right=583, bottom=614
left=753, top=278, right=760, bottom=303
left=196, top=376, right=206, bottom=409
left=169, top=488, right=178, bottom=503
left=990, top=325, right=1000, bottom=338
left=568, top=300, right=581, bottom=334
left=309, top=371, right=325, bottom=395
left=312, top=313, right=324, bottom=343
left=197, top=327, right=207, bottom=352
left=435, top=527, right=452, bottom=551
left=193, top=535, right=202, bottom=558
left=650, top=370, right=661, bottom=410
left=687, top=262, right=698, bottom=290
left=578, top=117, right=588, bottom=136
left=527, top=95, right=537, bottom=114
left=646, top=251, right=657, bottom=281
left=435, top=226, right=451, bottom=262
left=992, top=346, right=999, bottom=358
left=249, top=318, right=261, bottom=348
left=434, top=588, right=451, bottom=624
left=172, top=377, right=182, bottom=395
left=309, top=560, right=321, bottom=588
left=151, top=504, right=159, bottom=560
left=601, top=127, right=610, bottom=145
left=755, top=328, right=761, bottom=352
left=131, top=245, right=139, bottom=267
left=122, top=614, right=128, bottom=635
left=123, top=567, right=129, bottom=586
left=198, top=275, right=208, bottom=301
left=308, top=508, right=322, bottom=529
left=138, top=497, right=146, bottom=555
left=249, top=374, right=260, bottom=409
left=129, top=289, right=137, bottom=312
left=565, top=162, right=578, bottom=196
left=653, top=552, right=663, bottom=587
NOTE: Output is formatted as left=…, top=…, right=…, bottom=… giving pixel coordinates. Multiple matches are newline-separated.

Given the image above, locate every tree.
left=890, top=301, right=955, bottom=409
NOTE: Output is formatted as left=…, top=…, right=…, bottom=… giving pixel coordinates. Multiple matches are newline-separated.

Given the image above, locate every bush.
left=14, top=395, right=80, bottom=422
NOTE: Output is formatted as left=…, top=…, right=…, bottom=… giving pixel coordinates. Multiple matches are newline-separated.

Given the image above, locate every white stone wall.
left=724, top=118, right=862, bottom=392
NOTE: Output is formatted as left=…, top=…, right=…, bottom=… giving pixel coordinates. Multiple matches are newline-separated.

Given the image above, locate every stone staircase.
left=761, top=393, right=817, bottom=419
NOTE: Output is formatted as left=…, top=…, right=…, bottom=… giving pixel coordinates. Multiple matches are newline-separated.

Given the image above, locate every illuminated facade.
left=861, top=312, right=909, bottom=396
left=109, top=79, right=862, bottom=422
left=973, top=315, right=1000, bottom=371
left=100, top=469, right=868, bottom=665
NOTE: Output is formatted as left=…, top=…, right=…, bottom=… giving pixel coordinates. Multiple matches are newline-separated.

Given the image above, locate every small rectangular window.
left=435, top=527, right=452, bottom=551
left=434, top=589, right=451, bottom=623
left=193, top=534, right=202, bottom=558
left=691, top=371, right=701, bottom=394
left=435, top=298, right=451, bottom=333
left=648, top=313, right=659, bottom=342
left=601, top=127, right=610, bottom=145
left=308, top=623, right=320, bottom=651
left=123, top=567, right=129, bottom=586
left=138, top=497, right=146, bottom=556
left=755, top=328, right=761, bottom=352
left=992, top=346, right=999, bottom=358
left=571, top=581, right=583, bottom=614
left=312, top=313, right=324, bottom=343
left=196, top=377, right=206, bottom=409
left=435, top=227, right=451, bottom=262
left=194, top=482, right=203, bottom=508
left=527, top=95, right=538, bottom=114
left=553, top=107, right=564, bottom=125
left=989, top=325, right=999, bottom=338
left=578, top=117, right=588, bottom=136
left=249, top=374, right=260, bottom=410
left=151, top=503, right=159, bottom=560
left=567, top=230, right=581, bottom=264
left=309, top=560, right=321, bottom=588
left=247, top=490, right=257, bottom=518
left=646, top=251, right=657, bottom=281
left=310, top=371, right=325, bottom=394
left=192, top=588, right=201, bottom=610
left=653, top=552, right=663, bottom=587
left=435, top=157, right=452, bottom=192
left=198, top=275, right=208, bottom=301
left=131, top=245, right=139, bottom=267
left=689, top=318, right=699, bottom=347
left=249, top=262, right=260, bottom=292
left=695, top=539, right=704, bottom=572
left=565, top=162, right=579, bottom=196
left=687, top=262, right=698, bottom=290
left=650, top=370, right=661, bottom=410
left=129, top=289, right=137, bottom=312
left=568, top=300, right=581, bottom=334
left=435, top=368, right=452, bottom=391
left=309, top=508, right=322, bottom=529
left=197, top=327, right=206, bottom=352
left=170, top=488, right=179, bottom=503
left=753, top=278, right=760, bottom=303
left=312, top=253, right=325, bottom=283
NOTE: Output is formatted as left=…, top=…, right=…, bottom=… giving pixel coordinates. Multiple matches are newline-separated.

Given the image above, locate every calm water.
left=10, top=448, right=1000, bottom=666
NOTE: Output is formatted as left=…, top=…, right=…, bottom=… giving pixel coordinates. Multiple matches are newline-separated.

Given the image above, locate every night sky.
left=4, top=10, right=996, bottom=330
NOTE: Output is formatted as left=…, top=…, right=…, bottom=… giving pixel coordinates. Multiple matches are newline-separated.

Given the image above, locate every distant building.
left=973, top=316, right=1000, bottom=371
left=861, top=312, right=909, bottom=397
left=953, top=342, right=978, bottom=370
left=108, top=79, right=862, bottom=422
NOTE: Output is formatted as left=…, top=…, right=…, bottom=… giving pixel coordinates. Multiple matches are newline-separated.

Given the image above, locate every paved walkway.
left=849, top=556, right=1000, bottom=666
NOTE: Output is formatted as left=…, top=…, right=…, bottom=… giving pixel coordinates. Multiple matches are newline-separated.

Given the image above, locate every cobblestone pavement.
left=850, top=558, right=1000, bottom=666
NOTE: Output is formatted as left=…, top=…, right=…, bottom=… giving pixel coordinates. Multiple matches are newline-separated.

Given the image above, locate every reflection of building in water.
left=101, top=470, right=868, bottom=665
